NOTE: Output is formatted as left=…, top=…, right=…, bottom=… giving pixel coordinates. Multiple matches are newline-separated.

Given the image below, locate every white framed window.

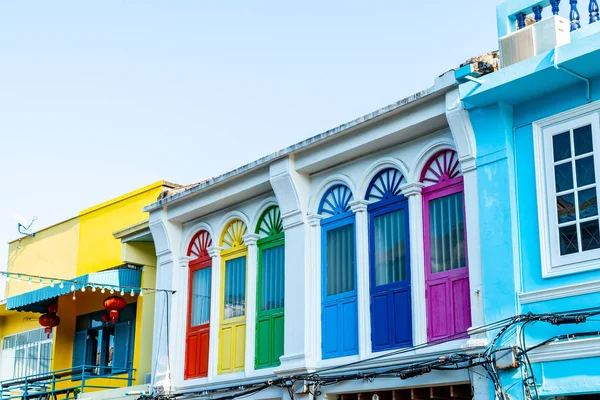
left=534, top=104, right=600, bottom=277
left=0, top=328, right=53, bottom=381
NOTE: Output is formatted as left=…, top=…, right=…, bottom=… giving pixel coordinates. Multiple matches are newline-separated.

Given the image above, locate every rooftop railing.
left=497, top=0, right=600, bottom=36
left=0, top=365, right=134, bottom=399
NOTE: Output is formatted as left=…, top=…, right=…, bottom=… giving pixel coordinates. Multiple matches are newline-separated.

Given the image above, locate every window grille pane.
left=559, top=225, right=579, bottom=255
left=190, top=267, right=211, bottom=326
left=261, top=245, right=285, bottom=311
left=374, top=209, right=407, bottom=286
left=557, top=193, right=576, bottom=223
left=553, top=131, right=572, bottom=161
left=578, top=188, right=598, bottom=219
left=576, top=156, right=596, bottom=187
left=429, top=192, right=466, bottom=274
left=40, top=342, right=52, bottom=374
left=554, top=163, right=574, bottom=192
left=580, top=220, right=600, bottom=251
left=574, top=124, right=593, bottom=155
left=224, top=256, right=246, bottom=319
left=326, top=224, right=355, bottom=296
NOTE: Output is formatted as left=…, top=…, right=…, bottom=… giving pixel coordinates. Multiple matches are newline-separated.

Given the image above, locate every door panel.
left=369, top=202, right=412, bottom=352
left=272, top=314, right=284, bottom=366
left=322, top=303, right=340, bottom=357
left=234, top=323, right=246, bottom=370
left=427, top=280, right=449, bottom=340
left=341, top=299, right=358, bottom=353
left=255, top=317, right=271, bottom=367
left=219, top=326, right=232, bottom=372
left=451, top=276, right=471, bottom=336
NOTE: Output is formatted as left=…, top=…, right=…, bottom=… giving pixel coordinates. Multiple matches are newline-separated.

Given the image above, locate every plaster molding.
left=207, top=246, right=224, bottom=258
left=399, top=182, right=424, bottom=197
left=307, top=214, right=324, bottom=227
left=519, top=279, right=600, bottom=304
left=445, top=88, right=477, bottom=165
left=281, top=210, right=304, bottom=230
left=527, top=337, right=600, bottom=363
left=178, top=255, right=192, bottom=266
left=242, top=233, right=261, bottom=247
left=349, top=199, right=369, bottom=213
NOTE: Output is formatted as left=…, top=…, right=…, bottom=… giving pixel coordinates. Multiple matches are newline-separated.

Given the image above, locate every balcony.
left=0, top=366, right=134, bottom=400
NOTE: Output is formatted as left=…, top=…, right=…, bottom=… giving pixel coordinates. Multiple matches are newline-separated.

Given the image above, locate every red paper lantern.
left=39, top=304, right=60, bottom=338
left=101, top=313, right=111, bottom=325
left=103, top=295, right=126, bottom=324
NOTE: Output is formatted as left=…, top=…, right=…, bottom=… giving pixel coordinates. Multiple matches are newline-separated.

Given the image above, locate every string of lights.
left=0, top=270, right=175, bottom=299
left=140, top=307, right=600, bottom=400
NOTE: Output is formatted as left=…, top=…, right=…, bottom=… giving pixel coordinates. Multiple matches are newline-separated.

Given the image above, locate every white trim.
left=533, top=105, right=600, bottom=278
left=527, top=337, right=600, bottom=363
left=519, top=279, right=600, bottom=304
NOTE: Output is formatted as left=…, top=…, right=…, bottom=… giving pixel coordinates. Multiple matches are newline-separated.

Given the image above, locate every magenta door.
left=421, top=150, right=471, bottom=342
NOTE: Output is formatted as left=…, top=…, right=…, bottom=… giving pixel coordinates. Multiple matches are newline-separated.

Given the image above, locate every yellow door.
left=218, top=220, right=248, bottom=374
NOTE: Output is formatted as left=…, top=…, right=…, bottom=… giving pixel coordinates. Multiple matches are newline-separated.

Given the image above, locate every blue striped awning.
left=6, top=268, right=142, bottom=313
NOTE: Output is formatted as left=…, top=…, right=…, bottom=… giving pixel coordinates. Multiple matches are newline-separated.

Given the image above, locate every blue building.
left=458, top=0, right=600, bottom=398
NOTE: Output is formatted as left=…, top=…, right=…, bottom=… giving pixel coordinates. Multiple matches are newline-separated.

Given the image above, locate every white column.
left=243, top=233, right=260, bottom=376
left=305, top=214, right=323, bottom=367
left=207, top=246, right=223, bottom=381
left=401, top=183, right=427, bottom=346
left=349, top=200, right=370, bottom=359
left=174, top=255, right=191, bottom=383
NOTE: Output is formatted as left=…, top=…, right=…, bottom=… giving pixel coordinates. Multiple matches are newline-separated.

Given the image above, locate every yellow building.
left=0, top=181, right=178, bottom=399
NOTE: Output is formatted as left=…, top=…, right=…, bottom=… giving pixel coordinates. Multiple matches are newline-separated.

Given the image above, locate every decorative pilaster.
left=349, top=200, right=370, bottom=359
left=207, top=246, right=223, bottom=381
left=242, top=233, right=260, bottom=376
left=400, top=183, right=427, bottom=346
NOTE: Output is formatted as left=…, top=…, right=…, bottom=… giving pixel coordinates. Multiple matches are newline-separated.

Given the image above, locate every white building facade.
left=145, top=71, right=489, bottom=400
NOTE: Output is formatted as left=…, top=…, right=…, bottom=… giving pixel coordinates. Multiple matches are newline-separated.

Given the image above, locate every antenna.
left=13, top=213, right=37, bottom=237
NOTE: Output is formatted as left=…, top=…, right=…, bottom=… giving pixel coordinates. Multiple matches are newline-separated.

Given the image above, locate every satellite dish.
left=13, top=213, right=37, bottom=237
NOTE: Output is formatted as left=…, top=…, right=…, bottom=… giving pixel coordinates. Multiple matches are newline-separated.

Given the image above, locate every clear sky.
left=0, top=0, right=503, bottom=295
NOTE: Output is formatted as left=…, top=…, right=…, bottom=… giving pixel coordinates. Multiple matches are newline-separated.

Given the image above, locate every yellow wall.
left=5, top=217, right=79, bottom=298
left=76, top=181, right=164, bottom=276
left=1, top=181, right=167, bottom=394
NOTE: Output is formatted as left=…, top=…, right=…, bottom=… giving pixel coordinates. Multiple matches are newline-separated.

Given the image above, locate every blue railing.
left=0, top=365, right=134, bottom=399
left=498, top=0, right=600, bottom=36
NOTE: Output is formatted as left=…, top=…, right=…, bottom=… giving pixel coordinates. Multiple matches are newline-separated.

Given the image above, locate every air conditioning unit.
left=499, top=15, right=570, bottom=68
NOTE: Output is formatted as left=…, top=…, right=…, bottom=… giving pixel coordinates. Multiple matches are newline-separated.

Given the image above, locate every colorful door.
left=255, top=206, right=285, bottom=369
left=421, top=150, right=471, bottom=342
left=185, top=230, right=212, bottom=379
left=319, top=185, right=358, bottom=359
left=218, top=220, right=248, bottom=374
left=366, top=168, right=412, bottom=351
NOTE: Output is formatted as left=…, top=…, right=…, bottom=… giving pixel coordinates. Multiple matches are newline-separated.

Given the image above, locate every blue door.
left=321, top=216, right=358, bottom=359
left=369, top=199, right=412, bottom=351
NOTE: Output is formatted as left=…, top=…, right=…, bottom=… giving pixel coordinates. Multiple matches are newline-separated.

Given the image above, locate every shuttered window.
left=429, top=192, right=466, bottom=274
left=373, top=209, right=407, bottom=285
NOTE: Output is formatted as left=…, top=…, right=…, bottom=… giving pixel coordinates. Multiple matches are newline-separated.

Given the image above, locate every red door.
left=185, top=230, right=212, bottom=379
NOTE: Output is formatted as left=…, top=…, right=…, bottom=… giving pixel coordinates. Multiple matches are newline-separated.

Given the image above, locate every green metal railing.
left=0, top=365, right=135, bottom=399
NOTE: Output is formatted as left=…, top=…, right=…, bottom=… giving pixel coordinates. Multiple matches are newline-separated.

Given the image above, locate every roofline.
left=80, top=180, right=172, bottom=216
left=112, top=220, right=150, bottom=240
left=144, top=74, right=457, bottom=212
left=7, top=215, right=79, bottom=245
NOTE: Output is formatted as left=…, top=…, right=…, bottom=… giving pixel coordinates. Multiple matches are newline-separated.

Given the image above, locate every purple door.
left=421, top=150, right=471, bottom=342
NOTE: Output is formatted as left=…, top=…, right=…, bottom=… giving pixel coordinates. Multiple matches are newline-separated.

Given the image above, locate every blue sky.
left=0, top=0, right=502, bottom=293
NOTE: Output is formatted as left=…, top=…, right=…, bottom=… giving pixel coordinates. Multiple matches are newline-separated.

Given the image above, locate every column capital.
left=400, top=182, right=424, bottom=197
left=242, top=233, right=261, bottom=246
left=307, top=214, right=324, bottom=227
left=207, top=246, right=224, bottom=257
left=282, top=210, right=304, bottom=230
left=349, top=199, right=369, bottom=213
left=178, top=255, right=192, bottom=266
